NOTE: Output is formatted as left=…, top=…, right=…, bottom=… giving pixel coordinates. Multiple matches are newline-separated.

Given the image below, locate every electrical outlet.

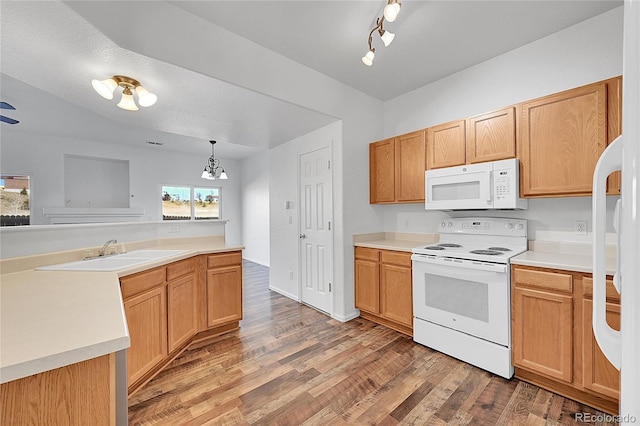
left=574, top=220, right=587, bottom=235
left=288, top=271, right=293, bottom=279
left=169, top=225, right=180, bottom=233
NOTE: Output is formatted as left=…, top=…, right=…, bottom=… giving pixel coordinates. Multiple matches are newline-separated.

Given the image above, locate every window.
left=162, top=185, right=220, bottom=221
left=1, top=174, right=31, bottom=226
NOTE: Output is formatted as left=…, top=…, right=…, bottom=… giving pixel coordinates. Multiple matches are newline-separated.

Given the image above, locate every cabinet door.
left=167, top=273, right=197, bottom=353
left=355, top=258, right=380, bottom=314
left=380, top=263, right=412, bottom=327
left=582, top=298, right=620, bottom=399
left=512, top=286, right=573, bottom=383
left=206, top=265, right=243, bottom=328
left=520, top=82, right=607, bottom=196
left=395, top=130, right=426, bottom=202
left=606, top=76, right=622, bottom=194
left=426, top=120, right=466, bottom=170
left=466, top=107, right=516, bottom=163
left=124, top=286, right=167, bottom=385
left=370, top=139, right=395, bottom=203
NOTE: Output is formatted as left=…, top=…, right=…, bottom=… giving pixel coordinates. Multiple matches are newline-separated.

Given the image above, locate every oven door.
left=425, top=162, right=493, bottom=210
left=412, top=254, right=510, bottom=346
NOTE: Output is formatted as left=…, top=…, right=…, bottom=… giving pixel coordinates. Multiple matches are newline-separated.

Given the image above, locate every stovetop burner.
left=411, top=218, right=528, bottom=262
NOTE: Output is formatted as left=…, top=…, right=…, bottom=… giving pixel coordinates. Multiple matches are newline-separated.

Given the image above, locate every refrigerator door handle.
left=592, top=135, right=622, bottom=370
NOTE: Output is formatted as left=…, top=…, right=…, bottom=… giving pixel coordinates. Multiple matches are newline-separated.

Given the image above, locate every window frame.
left=161, top=184, right=222, bottom=221
left=1, top=173, right=32, bottom=226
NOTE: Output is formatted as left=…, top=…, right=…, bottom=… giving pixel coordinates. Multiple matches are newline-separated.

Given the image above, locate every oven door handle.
left=411, top=254, right=507, bottom=273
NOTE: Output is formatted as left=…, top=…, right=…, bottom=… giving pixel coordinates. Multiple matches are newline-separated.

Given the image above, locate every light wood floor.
left=128, top=261, right=617, bottom=425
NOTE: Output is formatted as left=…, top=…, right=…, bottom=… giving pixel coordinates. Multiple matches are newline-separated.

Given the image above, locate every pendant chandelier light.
left=362, top=0, right=401, bottom=66
left=91, top=75, right=157, bottom=111
left=201, top=140, right=228, bottom=180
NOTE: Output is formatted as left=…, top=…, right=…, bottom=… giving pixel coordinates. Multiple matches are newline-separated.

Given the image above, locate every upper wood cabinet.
left=466, top=106, right=517, bottom=164
left=370, top=130, right=425, bottom=204
left=369, top=138, right=396, bottom=203
left=606, top=76, right=622, bottom=195
left=519, top=81, right=608, bottom=197
left=426, top=119, right=466, bottom=169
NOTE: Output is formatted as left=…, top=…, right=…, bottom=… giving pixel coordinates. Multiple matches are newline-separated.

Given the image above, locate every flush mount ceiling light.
left=201, top=140, right=228, bottom=180
left=91, top=75, right=157, bottom=111
left=361, top=1, right=400, bottom=66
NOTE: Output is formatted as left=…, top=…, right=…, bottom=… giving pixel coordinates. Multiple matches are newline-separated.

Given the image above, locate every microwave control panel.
left=494, top=169, right=514, bottom=201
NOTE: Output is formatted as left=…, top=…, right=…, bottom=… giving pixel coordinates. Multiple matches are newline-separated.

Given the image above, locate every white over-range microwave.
left=425, top=158, right=528, bottom=210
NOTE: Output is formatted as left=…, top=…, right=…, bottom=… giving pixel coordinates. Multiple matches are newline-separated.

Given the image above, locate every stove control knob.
left=505, top=223, right=514, bottom=229
left=515, top=223, right=524, bottom=230
left=447, top=222, right=453, bottom=227
left=441, top=221, right=446, bottom=228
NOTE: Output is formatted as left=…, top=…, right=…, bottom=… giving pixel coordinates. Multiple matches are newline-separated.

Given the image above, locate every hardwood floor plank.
left=128, top=261, right=618, bottom=425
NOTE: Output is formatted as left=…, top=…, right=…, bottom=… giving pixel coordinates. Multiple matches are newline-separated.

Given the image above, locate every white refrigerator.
left=592, top=0, right=640, bottom=423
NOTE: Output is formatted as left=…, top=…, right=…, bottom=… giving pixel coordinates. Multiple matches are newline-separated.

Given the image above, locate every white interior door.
left=299, top=146, right=332, bottom=314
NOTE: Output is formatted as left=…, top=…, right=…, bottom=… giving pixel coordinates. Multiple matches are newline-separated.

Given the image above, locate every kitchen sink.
left=36, top=249, right=190, bottom=272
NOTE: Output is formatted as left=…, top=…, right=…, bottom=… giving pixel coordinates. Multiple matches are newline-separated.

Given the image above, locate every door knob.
left=299, top=234, right=307, bottom=239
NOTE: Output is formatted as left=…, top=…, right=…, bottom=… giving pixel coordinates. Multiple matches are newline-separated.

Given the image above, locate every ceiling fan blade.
left=0, top=115, right=19, bottom=124
left=0, top=102, right=16, bottom=110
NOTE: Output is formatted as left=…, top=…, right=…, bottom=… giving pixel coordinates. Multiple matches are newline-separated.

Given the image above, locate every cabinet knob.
left=299, top=234, right=307, bottom=239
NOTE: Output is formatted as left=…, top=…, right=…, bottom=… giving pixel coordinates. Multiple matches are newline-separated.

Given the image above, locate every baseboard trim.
left=268, top=285, right=299, bottom=302
left=332, top=310, right=360, bottom=323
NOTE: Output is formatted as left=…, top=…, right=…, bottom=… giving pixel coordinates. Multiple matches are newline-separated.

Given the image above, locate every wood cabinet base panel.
left=1, top=354, right=115, bottom=426
left=359, top=311, right=412, bottom=337
left=515, top=368, right=618, bottom=415
left=127, top=322, right=240, bottom=397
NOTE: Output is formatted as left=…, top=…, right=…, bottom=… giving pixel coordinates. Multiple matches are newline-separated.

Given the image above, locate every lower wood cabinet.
left=121, top=252, right=242, bottom=396
left=205, top=251, right=243, bottom=328
left=123, top=284, right=168, bottom=385
left=355, top=247, right=412, bottom=335
left=167, top=273, right=198, bottom=353
left=0, top=353, right=116, bottom=426
left=511, top=265, right=620, bottom=414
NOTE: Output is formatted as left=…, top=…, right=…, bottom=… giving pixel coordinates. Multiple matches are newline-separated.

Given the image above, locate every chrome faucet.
left=99, top=239, right=118, bottom=257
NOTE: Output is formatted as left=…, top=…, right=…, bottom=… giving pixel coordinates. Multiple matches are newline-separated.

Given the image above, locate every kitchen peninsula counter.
left=0, top=237, right=244, bottom=384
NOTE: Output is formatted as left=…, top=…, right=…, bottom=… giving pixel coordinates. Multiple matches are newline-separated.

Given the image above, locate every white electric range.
left=412, top=217, right=527, bottom=378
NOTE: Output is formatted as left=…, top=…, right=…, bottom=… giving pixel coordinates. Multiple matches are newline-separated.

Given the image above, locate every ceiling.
left=0, top=1, right=622, bottom=160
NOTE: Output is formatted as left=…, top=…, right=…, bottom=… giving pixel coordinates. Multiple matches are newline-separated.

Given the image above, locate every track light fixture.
left=201, top=140, right=228, bottom=180
left=384, top=0, right=401, bottom=22
left=361, top=1, right=401, bottom=67
left=92, top=75, right=157, bottom=111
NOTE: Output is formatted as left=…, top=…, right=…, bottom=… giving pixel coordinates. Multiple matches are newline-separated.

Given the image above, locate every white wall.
left=240, top=152, right=270, bottom=266
left=268, top=121, right=341, bottom=301
left=382, top=7, right=624, bottom=239
left=0, top=127, right=242, bottom=250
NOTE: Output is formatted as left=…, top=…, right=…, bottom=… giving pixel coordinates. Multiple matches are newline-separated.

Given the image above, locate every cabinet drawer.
left=355, top=247, right=380, bottom=262
left=513, top=267, right=572, bottom=293
left=582, top=277, right=620, bottom=303
left=207, top=251, right=242, bottom=269
left=167, top=258, right=195, bottom=281
left=121, top=267, right=166, bottom=299
left=380, top=250, right=412, bottom=267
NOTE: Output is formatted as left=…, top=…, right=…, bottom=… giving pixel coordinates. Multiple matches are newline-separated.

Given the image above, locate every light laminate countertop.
left=511, top=240, right=617, bottom=276
left=353, top=232, right=438, bottom=253
left=0, top=238, right=243, bottom=384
